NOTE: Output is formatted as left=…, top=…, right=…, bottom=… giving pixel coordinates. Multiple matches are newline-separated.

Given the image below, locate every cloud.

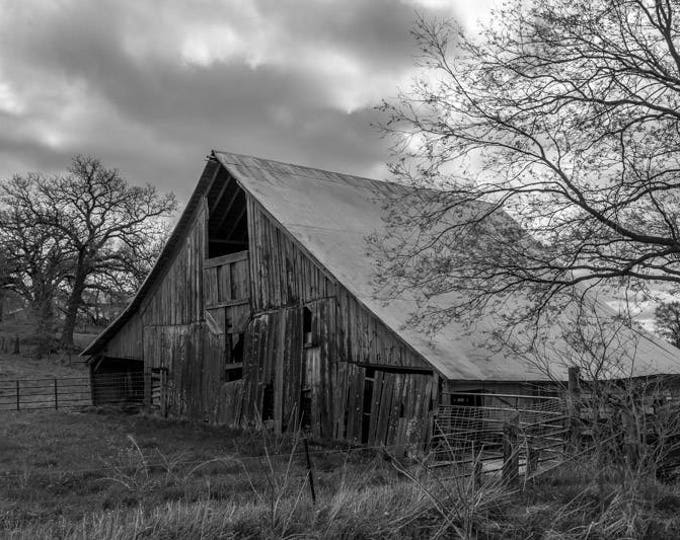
left=0, top=1, right=493, bottom=198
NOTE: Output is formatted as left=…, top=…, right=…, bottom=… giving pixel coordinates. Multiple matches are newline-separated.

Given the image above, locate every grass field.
left=2, top=409, right=680, bottom=538
left=0, top=353, right=87, bottom=380
left=1, top=323, right=680, bottom=539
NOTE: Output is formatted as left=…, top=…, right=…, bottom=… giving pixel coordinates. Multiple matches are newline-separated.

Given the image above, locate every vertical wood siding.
left=102, top=313, right=143, bottom=359
left=97, top=166, right=439, bottom=449
left=239, top=196, right=438, bottom=447
left=247, top=198, right=336, bottom=310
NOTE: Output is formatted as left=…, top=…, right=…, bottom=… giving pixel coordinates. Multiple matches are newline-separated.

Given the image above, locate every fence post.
left=567, top=366, right=581, bottom=451
left=502, top=413, right=519, bottom=486
left=622, top=409, right=639, bottom=470
left=54, top=378, right=58, bottom=410
left=16, top=380, right=20, bottom=411
left=303, top=437, right=317, bottom=504
left=161, top=369, right=168, bottom=418
left=472, top=441, right=483, bottom=489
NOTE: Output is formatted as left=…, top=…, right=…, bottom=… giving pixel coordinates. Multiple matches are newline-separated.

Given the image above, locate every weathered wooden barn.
left=82, top=151, right=680, bottom=447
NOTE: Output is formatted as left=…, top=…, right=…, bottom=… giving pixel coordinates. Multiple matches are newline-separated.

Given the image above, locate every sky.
left=0, top=0, right=498, bottom=203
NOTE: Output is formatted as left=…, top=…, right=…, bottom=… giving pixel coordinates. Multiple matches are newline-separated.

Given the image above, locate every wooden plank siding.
left=247, top=197, right=337, bottom=310
left=97, top=165, right=439, bottom=449
left=102, top=313, right=143, bottom=360
left=238, top=196, right=438, bottom=447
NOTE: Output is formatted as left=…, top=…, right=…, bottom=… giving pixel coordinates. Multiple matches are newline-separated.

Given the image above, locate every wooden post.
left=13, top=335, right=19, bottom=354
left=54, top=379, right=58, bottom=410
left=502, top=413, right=519, bottom=486
left=15, top=380, right=19, bottom=411
left=303, top=437, right=317, bottom=504
left=567, top=366, right=581, bottom=452
left=472, top=441, right=483, bottom=490
left=144, top=370, right=152, bottom=408
left=161, top=369, right=168, bottom=418
left=622, top=410, right=638, bottom=470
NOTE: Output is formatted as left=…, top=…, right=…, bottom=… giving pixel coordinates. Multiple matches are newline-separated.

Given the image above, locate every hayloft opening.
left=206, top=167, right=249, bottom=258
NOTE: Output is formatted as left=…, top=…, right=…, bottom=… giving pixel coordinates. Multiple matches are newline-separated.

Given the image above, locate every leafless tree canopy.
left=0, top=155, right=176, bottom=351
left=655, top=300, right=680, bottom=346
left=376, top=0, right=680, bottom=329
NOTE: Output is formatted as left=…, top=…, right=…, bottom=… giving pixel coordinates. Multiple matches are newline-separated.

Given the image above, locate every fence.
left=432, top=390, right=569, bottom=481
left=0, top=376, right=92, bottom=410
left=0, top=372, right=147, bottom=411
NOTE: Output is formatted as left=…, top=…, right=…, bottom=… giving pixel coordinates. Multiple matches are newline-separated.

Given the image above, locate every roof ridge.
left=211, top=149, right=397, bottom=187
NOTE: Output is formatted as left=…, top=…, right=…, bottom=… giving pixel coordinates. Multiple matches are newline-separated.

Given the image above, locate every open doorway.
left=205, top=169, right=249, bottom=258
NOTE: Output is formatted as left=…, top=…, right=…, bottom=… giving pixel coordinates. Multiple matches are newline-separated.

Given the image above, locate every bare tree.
left=0, top=183, right=72, bottom=353
left=0, top=155, right=176, bottom=350
left=655, top=300, right=680, bottom=347
left=0, top=249, right=9, bottom=322
left=77, top=219, right=171, bottom=328
left=376, top=0, right=680, bottom=332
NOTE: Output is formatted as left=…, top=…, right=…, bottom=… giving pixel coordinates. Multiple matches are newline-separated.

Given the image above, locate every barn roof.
left=83, top=151, right=680, bottom=381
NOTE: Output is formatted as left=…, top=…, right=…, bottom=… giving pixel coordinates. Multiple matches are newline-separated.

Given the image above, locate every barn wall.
left=139, top=203, right=253, bottom=423
left=92, top=166, right=438, bottom=448
left=247, top=198, right=337, bottom=311
left=241, top=197, right=437, bottom=447
left=140, top=202, right=206, bottom=327
left=102, top=313, right=143, bottom=360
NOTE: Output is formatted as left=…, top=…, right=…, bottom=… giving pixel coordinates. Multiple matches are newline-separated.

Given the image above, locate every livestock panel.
left=91, top=357, right=144, bottom=405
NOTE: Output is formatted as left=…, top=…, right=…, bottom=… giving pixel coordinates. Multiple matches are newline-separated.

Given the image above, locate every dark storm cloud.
left=0, top=1, right=471, bottom=199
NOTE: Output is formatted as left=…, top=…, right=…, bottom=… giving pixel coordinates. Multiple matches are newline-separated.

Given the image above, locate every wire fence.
left=0, top=372, right=148, bottom=411
left=432, top=391, right=569, bottom=476
left=0, top=376, right=91, bottom=410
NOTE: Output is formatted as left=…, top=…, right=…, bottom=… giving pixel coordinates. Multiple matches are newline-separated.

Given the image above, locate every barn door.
left=300, top=345, right=321, bottom=436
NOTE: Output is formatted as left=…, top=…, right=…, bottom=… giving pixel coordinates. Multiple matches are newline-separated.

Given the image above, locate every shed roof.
left=83, top=151, right=680, bottom=381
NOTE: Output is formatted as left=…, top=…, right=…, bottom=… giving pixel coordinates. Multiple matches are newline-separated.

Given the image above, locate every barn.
left=82, top=151, right=680, bottom=447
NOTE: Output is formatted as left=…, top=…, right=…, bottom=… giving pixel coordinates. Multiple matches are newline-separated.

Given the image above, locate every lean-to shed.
left=82, top=151, right=680, bottom=446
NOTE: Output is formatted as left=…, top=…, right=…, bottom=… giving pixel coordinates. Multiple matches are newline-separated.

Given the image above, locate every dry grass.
left=2, top=410, right=680, bottom=538
left=0, top=352, right=87, bottom=379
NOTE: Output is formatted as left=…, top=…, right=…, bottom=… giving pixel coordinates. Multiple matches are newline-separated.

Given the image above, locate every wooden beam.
left=355, top=362, right=433, bottom=375
left=204, top=251, right=249, bottom=267
left=204, top=160, right=224, bottom=205
left=208, top=239, right=248, bottom=246
left=208, top=173, right=231, bottom=213
left=222, top=205, right=247, bottom=242
left=215, top=188, right=242, bottom=232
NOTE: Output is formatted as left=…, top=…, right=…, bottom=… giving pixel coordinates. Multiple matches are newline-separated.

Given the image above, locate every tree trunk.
left=32, top=293, right=54, bottom=358
left=60, top=268, right=87, bottom=351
